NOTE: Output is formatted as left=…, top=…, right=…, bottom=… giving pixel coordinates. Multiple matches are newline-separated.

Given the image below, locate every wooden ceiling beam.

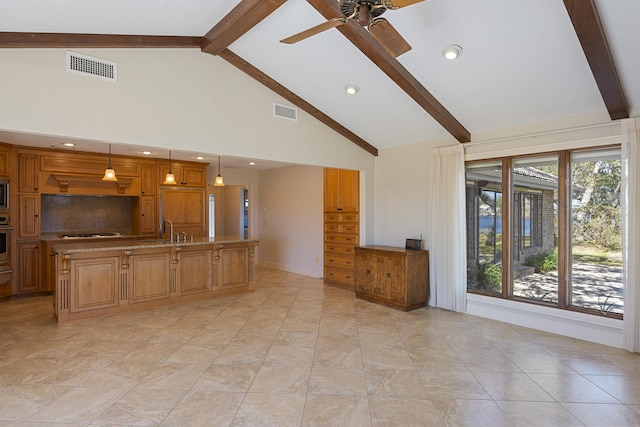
left=201, top=0, right=287, bottom=55
left=307, top=0, right=471, bottom=143
left=218, top=49, right=378, bottom=156
left=0, top=32, right=202, bottom=48
left=563, top=0, right=629, bottom=120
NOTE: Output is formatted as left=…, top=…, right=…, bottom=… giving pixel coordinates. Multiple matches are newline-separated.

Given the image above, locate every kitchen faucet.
left=160, top=218, right=174, bottom=242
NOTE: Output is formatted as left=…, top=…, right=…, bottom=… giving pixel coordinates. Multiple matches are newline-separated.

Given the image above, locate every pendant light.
left=102, top=143, right=118, bottom=182
left=163, top=150, right=176, bottom=185
left=214, top=155, right=225, bottom=187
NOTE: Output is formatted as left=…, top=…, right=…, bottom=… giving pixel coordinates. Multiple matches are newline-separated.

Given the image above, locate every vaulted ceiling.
left=1, top=0, right=638, bottom=160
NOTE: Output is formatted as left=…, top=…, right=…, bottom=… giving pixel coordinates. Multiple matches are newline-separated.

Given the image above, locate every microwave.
left=0, top=178, right=8, bottom=211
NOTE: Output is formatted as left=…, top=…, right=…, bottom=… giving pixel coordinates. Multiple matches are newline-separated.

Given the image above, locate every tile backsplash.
left=41, top=195, right=134, bottom=235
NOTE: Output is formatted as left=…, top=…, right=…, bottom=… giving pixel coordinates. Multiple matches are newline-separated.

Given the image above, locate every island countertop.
left=50, top=236, right=260, bottom=254
left=52, top=236, right=259, bottom=323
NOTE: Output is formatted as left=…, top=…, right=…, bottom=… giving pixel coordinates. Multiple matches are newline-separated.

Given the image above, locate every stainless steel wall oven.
left=0, top=215, right=11, bottom=270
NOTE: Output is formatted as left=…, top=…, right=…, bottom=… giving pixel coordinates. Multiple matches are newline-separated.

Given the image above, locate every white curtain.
left=429, top=144, right=467, bottom=312
left=622, top=118, right=640, bottom=353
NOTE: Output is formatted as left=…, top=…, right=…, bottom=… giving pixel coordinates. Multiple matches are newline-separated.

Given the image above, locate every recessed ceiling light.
left=142, top=151, right=153, bottom=155
left=344, top=84, right=360, bottom=95
left=195, top=156, right=205, bottom=160
left=249, top=162, right=256, bottom=166
left=441, top=44, right=463, bottom=60
left=63, top=142, right=75, bottom=147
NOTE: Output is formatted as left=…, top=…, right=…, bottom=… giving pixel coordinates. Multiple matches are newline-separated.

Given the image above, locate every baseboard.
left=466, top=293, right=623, bottom=348
left=257, top=260, right=322, bottom=278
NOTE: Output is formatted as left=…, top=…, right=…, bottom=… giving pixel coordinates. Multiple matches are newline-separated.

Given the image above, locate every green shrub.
left=525, top=249, right=558, bottom=273
left=467, top=260, right=502, bottom=292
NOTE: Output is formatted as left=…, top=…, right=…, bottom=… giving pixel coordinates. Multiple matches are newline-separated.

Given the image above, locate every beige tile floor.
left=1, top=266, right=640, bottom=426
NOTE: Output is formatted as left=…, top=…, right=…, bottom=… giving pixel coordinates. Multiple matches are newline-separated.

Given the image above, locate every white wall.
left=0, top=49, right=373, bottom=169
left=373, top=139, right=456, bottom=249
left=257, top=165, right=324, bottom=277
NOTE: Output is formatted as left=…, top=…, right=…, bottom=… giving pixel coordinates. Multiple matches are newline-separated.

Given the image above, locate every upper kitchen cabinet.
left=324, top=168, right=359, bottom=213
left=140, top=163, right=157, bottom=196
left=18, top=153, right=39, bottom=192
left=0, top=145, right=10, bottom=177
left=159, top=162, right=206, bottom=187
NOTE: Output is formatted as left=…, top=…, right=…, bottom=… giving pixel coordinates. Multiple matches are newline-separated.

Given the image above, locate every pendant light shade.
left=163, top=150, right=176, bottom=185
left=214, top=155, right=225, bottom=187
left=102, top=143, right=118, bottom=182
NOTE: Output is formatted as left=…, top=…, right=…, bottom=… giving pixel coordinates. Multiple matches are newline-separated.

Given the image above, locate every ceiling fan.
left=280, top=0, right=425, bottom=58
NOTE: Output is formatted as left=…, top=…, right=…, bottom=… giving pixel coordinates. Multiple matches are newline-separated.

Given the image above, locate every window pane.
left=570, top=149, right=623, bottom=315
left=466, top=162, right=503, bottom=294
left=512, top=156, right=559, bottom=305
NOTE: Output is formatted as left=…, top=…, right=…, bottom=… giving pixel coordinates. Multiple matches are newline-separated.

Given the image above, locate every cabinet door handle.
left=386, top=273, right=391, bottom=278
left=366, top=269, right=370, bottom=275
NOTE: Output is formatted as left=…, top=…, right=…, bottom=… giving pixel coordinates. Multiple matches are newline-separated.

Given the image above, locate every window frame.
left=465, top=145, right=622, bottom=319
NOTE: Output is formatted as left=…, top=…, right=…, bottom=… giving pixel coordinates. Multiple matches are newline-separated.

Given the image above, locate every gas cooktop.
left=61, top=232, right=122, bottom=239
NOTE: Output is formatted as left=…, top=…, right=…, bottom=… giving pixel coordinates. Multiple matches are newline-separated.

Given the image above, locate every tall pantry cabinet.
left=323, top=168, right=359, bottom=290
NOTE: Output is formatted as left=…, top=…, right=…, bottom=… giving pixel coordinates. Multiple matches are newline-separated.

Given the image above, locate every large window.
left=466, top=147, right=622, bottom=318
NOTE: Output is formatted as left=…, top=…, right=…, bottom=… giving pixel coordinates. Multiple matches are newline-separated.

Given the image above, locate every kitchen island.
left=50, top=237, right=259, bottom=323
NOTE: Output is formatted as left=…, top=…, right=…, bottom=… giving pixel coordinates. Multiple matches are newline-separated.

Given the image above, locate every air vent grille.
left=273, top=103, right=298, bottom=121
left=66, top=51, right=118, bottom=82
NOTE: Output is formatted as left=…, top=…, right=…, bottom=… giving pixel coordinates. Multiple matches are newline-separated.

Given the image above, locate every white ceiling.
left=1, top=0, right=638, bottom=168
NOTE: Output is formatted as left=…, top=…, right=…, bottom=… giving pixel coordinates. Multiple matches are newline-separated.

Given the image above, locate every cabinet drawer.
left=325, top=223, right=358, bottom=234
left=325, top=234, right=358, bottom=245
left=324, top=213, right=358, bottom=223
left=324, top=266, right=355, bottom=286
left=325, top=244, right=355, bottom=256
left=325, top=254, right=354, bottom=268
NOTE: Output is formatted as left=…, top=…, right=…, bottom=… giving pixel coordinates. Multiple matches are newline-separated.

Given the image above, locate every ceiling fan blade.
left=369, top=18, right=412, bottom=58
left=386, top=0, right=425, bottom=9
left=280, top=17, right=346, bottom=44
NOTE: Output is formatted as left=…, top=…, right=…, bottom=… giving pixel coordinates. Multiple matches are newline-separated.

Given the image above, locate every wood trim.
left=0, top=32, right=202, bottom=48
left=218, top=49, right=379, bottom=156
left=201, top=0, right=287, bottom=55
left=562, top=0, right=629, bottom=120
left=502, top=158, right=513, bottom=299
left=556, top=151, right=569, bottom=309
left=52, top=174, right=133, bottom=194
left=307, top=0, right=471, bottom=144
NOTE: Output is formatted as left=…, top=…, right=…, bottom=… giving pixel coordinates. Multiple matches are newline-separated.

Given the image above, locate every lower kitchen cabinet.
left=355, top=245, right=429, bottom=311
left=17, top=241, right=41, bottom=293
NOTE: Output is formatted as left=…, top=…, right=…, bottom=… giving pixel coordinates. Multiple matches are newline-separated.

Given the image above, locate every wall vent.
left=273, top=103, right=298, bottom=121
left=66, top=51, right=118, bottom=82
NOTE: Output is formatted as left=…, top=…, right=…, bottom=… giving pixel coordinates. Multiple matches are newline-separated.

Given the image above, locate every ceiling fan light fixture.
left=344, top=84, right=360, bottom=95
left=441, top=44, right=463, bottom=60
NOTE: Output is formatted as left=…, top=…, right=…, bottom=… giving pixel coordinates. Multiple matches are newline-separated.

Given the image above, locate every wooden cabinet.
left=160, top=187, right=206, bottom=238
left=0, top=146, right=10, bottom=177
left=0, top=270, right=12, bottom=298
left=18, top=153, right=39, bottom=192
left=138, top=196, right=157, bottom=235
left=52, top=239, right=258, bottom=323
left=159, top=163, right=206, bottom=187
left=178, top=247, right=212, bottom=295
left=324, top=168, right=359, bottom=212
left=355, top=246, right=429, bottom=311
left=324, top=168, right=359, bottom=290
left=129, top=250, right=171, bottom=304
left=17, top=241, right=41, bottom=293
left=218, top=245, right=250, bottom=289
left=69, top=254, right=120, bottom=313
left=18, top=194, right=40, bottom=239
left=140, top=163, right=156, bottom=195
